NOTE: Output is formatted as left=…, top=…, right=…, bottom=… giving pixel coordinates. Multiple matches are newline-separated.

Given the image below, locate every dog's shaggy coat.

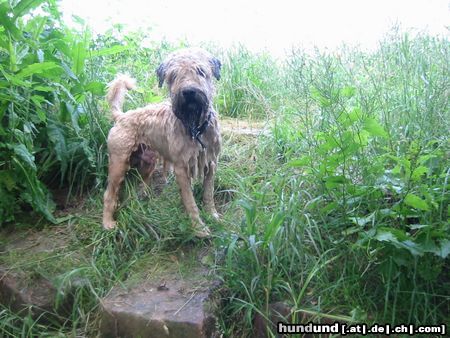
left=102, top=56, right=221, bottom=236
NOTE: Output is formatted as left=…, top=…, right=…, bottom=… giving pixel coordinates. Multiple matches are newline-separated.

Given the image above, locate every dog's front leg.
left=174, top=165, right=211, bottom=237
left=203, top=161, right=219, bottom=219
left=103, top=154, right=129, bottom=229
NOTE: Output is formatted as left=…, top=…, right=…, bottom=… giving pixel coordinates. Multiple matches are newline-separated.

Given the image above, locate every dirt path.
left=221, top=117, right=269, bottom=136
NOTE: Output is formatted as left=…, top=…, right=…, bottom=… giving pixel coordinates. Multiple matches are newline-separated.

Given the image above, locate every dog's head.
left=156, top=48, right=221, bottom=138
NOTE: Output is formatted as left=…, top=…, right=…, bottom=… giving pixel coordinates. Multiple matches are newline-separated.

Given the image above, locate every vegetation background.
left=0, top=0, right=448, bottom=336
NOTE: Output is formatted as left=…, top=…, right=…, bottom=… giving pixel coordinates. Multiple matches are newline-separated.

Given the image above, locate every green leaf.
left=376, top=227, right=409, bottom=242
left=338, top=107, right=362, bottom=127
left=288, top=156, right=311, bottom=167
left=28, top=16, right=47, bottom=41
left=324, top=175, right=347, bottom=189
left=34, top=85, right=54, bottom=92
left=411, top=165, right=428, bottom=181
left=354, top=129, right=370, bottom=146
left=70, top=104, right=83, bottom=133
left=321, top=201, right=338, bottom=214
left=375, top=230, right=397, bottom=242
left=16, top=62, right=61, bottom=78
left=47, top=121, right=68, bottom=177
left=147, top=95, right=164, bottom=103
left=404, top=193, right=430, bottom=211
left=340, top=86, right=356, bottom=98
left=12, top=144, right=36, bottom=171
left=264, top=211, right=285, bottom=243
left=31, top=94, right=45, bottom=108
left=60, top=102, right=71, bottom=123
left=408, top=224, right=430, bottom=230
left=416, top=234, right=450, bottom=258
left=12, top=0, right=46, bottom=18
left=0, top=170, right=16, bottom=191
left=363, top=117, right=388, bottom=138
left=72, top=38, right=88, bottom=76
left=1, top=71, right=32, bottom=86
left=318, top=134, right=339, bottom=152
left=84, top=81, right=105, bottom=95
left=36, top=109, right=46, bottom=123
left=438, top=239, right=450, bottom=259
left=349, top=212, right=374, bottom=226
left=375, top=227, right=422, bottom=256
left=47, top=123, right=67, bottom=160
left=0, top=5, right=23, bottom=41
left=310, top=87, right=331, bottom=107
left=238, top=199, right=257, bottom=232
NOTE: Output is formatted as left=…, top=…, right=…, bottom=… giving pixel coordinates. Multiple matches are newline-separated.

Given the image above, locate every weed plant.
left=0, top=1, right=448, bottom=336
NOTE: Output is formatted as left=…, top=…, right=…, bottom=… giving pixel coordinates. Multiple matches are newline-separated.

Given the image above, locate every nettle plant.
left=0, top=0, right=122, bottom=224
left=290, top=85, right=449, bottom=282
left=362, top=139, right=449, bottom=278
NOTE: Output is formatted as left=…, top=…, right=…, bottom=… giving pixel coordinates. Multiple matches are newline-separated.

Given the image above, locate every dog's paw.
left=204, top=207, right=220, bottom=220
left=193, top=226, right=212, bottom=238
left=192, top=219, right=212, bottom=238
left=103, top=221, right=117, bottom=230
left=210, top=210, right=220, bottom=220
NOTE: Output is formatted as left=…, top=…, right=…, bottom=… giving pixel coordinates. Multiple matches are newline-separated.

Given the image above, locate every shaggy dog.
left=102, top=48, right=221, bottom=237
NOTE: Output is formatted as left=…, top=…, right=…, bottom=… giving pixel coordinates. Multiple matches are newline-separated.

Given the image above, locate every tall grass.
left=0, top=1, right=448, bottom=336
left=218, top=30, right=449, bottom=336
left=215, top=45, right=287, bottom=119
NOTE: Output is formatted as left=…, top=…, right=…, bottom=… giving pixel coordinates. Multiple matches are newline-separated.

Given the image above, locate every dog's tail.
left=106, top=74, right=136, bottom=121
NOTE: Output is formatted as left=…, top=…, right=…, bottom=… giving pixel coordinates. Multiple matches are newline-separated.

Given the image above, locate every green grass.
left=0, top=172, right=225, bottom=336
left=214, top=45, right=287, bottom=120
left=215, top=31, right=449, bottom=337
left=0, top=1, right=449, bottom=336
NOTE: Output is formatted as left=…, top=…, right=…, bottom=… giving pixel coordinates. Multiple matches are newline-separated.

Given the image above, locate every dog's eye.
left=197, top=68, right=206, bottom=77
left=168, top=73, right=177, bottom=83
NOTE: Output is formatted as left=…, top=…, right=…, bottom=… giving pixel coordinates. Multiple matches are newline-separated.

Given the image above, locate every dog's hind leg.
left=203, top=161, right=219, bottom=219
left=162, top=159, right=172, bottom=183
left=174, top=165, right=211, bottom=237
left=103, top=153, right=129, bottom=229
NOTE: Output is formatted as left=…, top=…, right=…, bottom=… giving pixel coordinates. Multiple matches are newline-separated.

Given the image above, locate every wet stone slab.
left=0, top=268, right=56, bottom=316
left=0, top=226, right=77, bottom=319
left=100, top=268, right=217, bottom=338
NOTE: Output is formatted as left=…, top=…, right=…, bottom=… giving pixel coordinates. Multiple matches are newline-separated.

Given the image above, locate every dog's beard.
left=173, top=90, right=209, bottom=139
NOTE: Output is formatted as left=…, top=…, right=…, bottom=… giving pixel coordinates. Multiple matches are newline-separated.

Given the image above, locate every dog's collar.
left=192, top=110, right=212, bottom=149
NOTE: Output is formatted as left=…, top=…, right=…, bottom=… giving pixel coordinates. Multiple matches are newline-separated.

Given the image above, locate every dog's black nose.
left=182, top=88, right=196, bottom=98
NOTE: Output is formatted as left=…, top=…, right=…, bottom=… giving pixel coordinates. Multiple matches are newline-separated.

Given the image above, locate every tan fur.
left=162, top=48, right=218, bottom=101
left=103, top=49, right=221, bottom=237
left=106, top=74, right=136, bottom=121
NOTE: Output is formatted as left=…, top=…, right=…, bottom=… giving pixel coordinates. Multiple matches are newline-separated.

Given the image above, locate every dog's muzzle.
left=173, top=87, right=210, bottom=147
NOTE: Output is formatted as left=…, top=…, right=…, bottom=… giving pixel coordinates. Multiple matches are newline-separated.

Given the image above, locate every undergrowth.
left=218, top=31, right=449, bottom=337
left=0, top=1, right=448, bottom=337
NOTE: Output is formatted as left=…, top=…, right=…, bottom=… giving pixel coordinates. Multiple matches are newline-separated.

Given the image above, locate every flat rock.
left=0, top=226, right=75, bottom=319
left=100, top=267, right=217, bottom=338
left=0, top=268, right=56, bottom=316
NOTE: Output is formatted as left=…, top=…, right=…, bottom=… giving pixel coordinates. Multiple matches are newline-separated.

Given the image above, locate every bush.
left=0, top=0, right=117, bottom=224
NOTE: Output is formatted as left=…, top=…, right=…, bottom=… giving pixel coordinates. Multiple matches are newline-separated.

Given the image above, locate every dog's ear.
left=156, top=62, right=166, bottom=88
left=209, top=57, right=221, bottom=81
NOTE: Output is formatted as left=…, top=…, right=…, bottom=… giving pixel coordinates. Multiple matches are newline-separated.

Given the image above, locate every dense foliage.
left=219, top=31, right=449, bottom=335
left=0, top=0, right=448, bottom=336
left=0, top=0, right=171, bottom=225
left=0, top=0, right=110, bottom=223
